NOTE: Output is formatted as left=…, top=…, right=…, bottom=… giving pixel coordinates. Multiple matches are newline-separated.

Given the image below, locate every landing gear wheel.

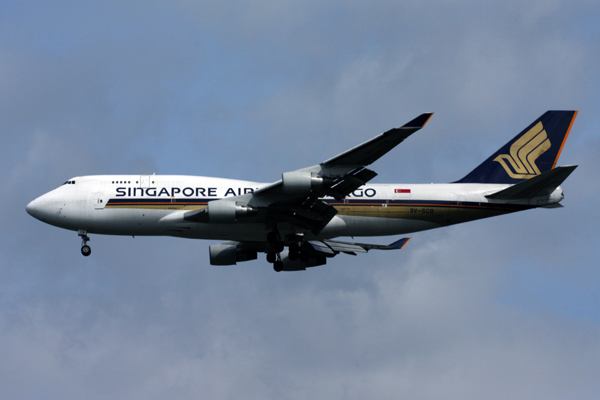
left=266, top=252, right=276, bottom=264
left=274, top=241, right=284, bottom=253
left=289, top=242, right=300, bottom=253
left=288, top=250, right=299, bottom=261
left=81, top=245, right=91, bottom=257
left=267, top=231, right=278, bottom=243
left=78, top=231, right=91, bottom=257
left=273, top=260, right=283, bottom=272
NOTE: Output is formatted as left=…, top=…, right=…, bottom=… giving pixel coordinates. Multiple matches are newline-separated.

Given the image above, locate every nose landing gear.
left=78, top=230, right=91, bottom=257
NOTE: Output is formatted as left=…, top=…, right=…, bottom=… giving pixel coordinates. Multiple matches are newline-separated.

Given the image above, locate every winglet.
left=388, top=237, right=411, bottom=250
left=402, top=113, right=433, bottom=128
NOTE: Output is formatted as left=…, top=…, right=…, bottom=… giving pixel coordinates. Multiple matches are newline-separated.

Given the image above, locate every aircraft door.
left=92, top=192, right=107, bottom=209
left=140, top=175, right=151, bottom=188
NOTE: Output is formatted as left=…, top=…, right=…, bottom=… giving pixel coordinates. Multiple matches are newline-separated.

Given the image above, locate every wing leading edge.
left=245, top=113, right=433, bottom=234
left=322, top=113, right=433, bottom=166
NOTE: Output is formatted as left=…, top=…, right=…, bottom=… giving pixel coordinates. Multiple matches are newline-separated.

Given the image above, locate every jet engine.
left=185, top=201, right=258, bottom=223
left=282, top=171, right=330, bottom=195
left=275, top=249, right=327, bottom=271
left=209, top=242, right=258, bottom=265
left=207, top=201, right=258, bottom=222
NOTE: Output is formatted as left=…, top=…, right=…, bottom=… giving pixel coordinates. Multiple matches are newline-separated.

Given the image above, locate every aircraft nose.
left=26, top=199, right=37, bottom=217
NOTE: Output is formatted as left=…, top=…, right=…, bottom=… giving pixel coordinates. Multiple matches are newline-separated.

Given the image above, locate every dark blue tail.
left=455, top=111, right=577, bottom=184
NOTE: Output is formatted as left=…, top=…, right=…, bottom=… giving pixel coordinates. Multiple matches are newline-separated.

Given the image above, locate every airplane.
left=26, top=110, right=578, bottom=272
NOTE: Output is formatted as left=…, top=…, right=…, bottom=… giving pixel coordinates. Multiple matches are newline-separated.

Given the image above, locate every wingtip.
left=402, top=113, right=434, bottom=129
left=551, top=110, right=578, bottom=169
left=389, top=237, right=411, bottom=249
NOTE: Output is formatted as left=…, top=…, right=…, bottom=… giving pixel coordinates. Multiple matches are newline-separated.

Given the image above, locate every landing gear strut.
left=78, top=230, right=91, bottom=257
left=266, top=230, right=284, bottom=272
left=266, top=251, right=283, bottom=272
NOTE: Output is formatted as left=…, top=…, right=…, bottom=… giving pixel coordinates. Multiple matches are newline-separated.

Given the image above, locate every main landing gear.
left=78, top=230, right=91, bottom=257
left=265, top=232, right=311, bottom=272
left=266, top=231, right=284, bottom=272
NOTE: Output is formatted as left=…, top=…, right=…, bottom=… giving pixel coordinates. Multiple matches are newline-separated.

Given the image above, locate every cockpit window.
left=62, top=180, right=76, bottom=185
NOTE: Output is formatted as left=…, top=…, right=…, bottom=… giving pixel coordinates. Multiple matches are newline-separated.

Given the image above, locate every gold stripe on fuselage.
left=104, top=201, right=519, bottom=226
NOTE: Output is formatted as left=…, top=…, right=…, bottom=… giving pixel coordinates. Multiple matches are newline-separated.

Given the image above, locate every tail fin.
left=455, top=111, right=577, bottom=184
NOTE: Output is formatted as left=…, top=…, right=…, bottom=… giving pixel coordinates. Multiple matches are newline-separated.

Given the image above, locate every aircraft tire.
left=81, top=245, right=91, bottom=257
left=273, top=260, right=283, bottom=272
left=266, top=252, right=276, bottom=264
left=267, top=231, right=277, bottom=243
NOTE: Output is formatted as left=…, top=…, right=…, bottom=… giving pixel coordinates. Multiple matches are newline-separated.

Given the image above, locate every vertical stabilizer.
left=455, top=111, right=577, bottom=184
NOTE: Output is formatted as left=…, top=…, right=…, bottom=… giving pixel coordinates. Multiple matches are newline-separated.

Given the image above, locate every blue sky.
left=2, top=1, right=600, bottom=399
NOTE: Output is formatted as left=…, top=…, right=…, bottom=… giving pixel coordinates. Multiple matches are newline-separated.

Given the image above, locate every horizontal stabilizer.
left=486, top=165, right=577, bottom=200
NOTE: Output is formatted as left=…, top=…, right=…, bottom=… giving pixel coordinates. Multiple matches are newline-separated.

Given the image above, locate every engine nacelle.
left=282, top=171, right=330, bottom=195
left=209, top=242, right=258, bottom=265
left=278, top=249, right=327, bottom=271
left=207, top=201, right=258, bottom=223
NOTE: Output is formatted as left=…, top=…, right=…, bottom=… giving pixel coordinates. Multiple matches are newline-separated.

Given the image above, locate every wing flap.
left=323, top=167, right=378, bottom=200
left=267, top=198, right=338, bottom=235
left=308, top=237, right=412, bottom=256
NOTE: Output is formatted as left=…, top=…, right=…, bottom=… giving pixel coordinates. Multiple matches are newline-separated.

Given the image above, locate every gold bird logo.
left=493, top=121, right=551, bottom=179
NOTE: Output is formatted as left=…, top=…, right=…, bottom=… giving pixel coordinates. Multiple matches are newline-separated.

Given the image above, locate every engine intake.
left=209, top=242, right=258, bottom=265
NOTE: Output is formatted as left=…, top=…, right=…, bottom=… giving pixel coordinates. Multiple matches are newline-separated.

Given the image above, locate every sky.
left=2, top=1, right=600, bottom=399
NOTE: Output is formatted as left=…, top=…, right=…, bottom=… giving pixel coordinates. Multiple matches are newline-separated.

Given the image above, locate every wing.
left=322, top=113, right=433, bottom=166
left=208, top=238, right=412, bottom=271
left=308, top=237, right=412, bottom=255
left=282, top=237, right=412, bottom=271
left=184, top=113, right=432, bottom=235
left=247, top=113, right=433, bottom=234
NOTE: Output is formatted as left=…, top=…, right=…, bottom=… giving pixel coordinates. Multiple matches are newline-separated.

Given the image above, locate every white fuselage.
left=26, top=175, right=563, bottom=242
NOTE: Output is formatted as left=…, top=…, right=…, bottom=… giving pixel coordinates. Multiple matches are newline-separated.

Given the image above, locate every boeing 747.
left=26, top=111, right=578, bottom=271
